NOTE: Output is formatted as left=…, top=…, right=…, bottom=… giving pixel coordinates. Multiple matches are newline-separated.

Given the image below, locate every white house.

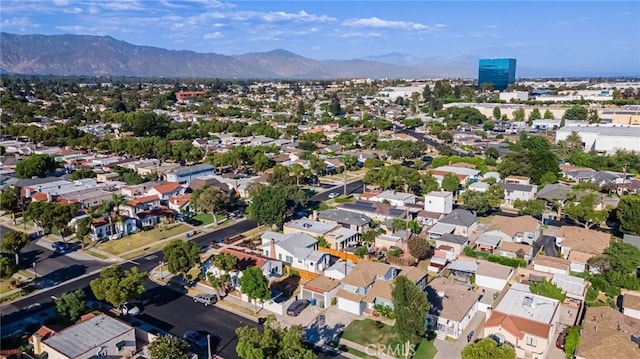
left=90, top=215, right=139, bottom=241
left=324, top=260, right=356, bottom=281
left=474, top=261, right=515, bottom=292
left=369, top=190, right=416, bottom=207
left=203, top=248, right=283, bottom=290
left=501, top=183, right=538, bottom=206
left=258, top=232, right=330, bottom=273
left=147, top=182, right=184, bottom=200
left=424, top=191, right=453, bottom=214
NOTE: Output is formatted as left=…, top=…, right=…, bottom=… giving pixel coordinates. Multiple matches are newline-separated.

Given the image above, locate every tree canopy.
left=529, top=280, right=567, bottom=301
left=247, top=186, right=288, bottom=228
left=148, top=335, right=190, bottom=359
left=15, top=154, right=57, bottom=178
left=239, top=266, right=271, bottom=313
left=617, top=195, right=640, bottom=235
left=236, top=316, right=315, bottom=359
left=461, top=337, right=515, bottom=359
left=163, top=240, right=201, bottom=274
left=392, top=275, right=430, bottom=356
left=90, top=265, right=147, bottom=307
left=1, top=230, right=29, bottom=264
left=563, top=193, right=609, bottom=229
left=55, top=289, right=86, bottom=322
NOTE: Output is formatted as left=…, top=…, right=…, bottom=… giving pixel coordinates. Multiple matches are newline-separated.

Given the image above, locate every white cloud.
left=343, top=17, right=428, bottom=30
left=435, top=24, right=446, bottom=29
left=55, top=24, right=96, bottom=33
left=341, top=31, right=383, bottom=38
left=87, top=6, right=99, bottom=14
left=203, top=32, right=223, bottom=39
left=260, top=10, right=335, bottom=23
left=63, top=7, right=83, bottom=14
left=1, top=16, right=39, bottom=28
left=100, top=0, right=146, bottom=12
left=52, top=0, right=70, bottom=6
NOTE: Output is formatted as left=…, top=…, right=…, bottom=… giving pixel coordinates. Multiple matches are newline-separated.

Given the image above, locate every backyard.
left=96, top=224, right=189, bottom=255
left=341, top=319, right=436, bottom=359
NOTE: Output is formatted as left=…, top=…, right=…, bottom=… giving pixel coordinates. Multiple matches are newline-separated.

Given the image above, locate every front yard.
left=193, top=213, right=227, bottom=226
left=96, top=224, right=189, bottom=255
left=341, top=319, right=437, bottom=359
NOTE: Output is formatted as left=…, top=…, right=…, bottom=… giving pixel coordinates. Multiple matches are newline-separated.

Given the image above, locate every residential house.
left=555, top=226, right=611, bottom=273
left=165, top=163, right=216, bottom=185
left=433, top=233, right=469, bottom=256
left=484, top=288, right=561, bottom=359
left=368, top=190, right=416, bottom=207
left=324, top=260, right=356, bottom=281
left=204, top=248, right=282, bottom=290
left=374, top=230, right=409, bottom=251
left=90, top=215, right=138, bottom=241
left=120, top=181, right=162, bottom=198
left=574, top=306, right=640, bottom=359
left=96, top=172, right=120, bottom=183
left=617, top=179, right=640, bottom=196
left=122, top=195, right=161, bottom=217
left=474, top=261, right=515, bottom=291
left=188, top=176, right=232, bottom=195
left=427, top=248, right=452, bottom=273
left=283, top=218, right=359, bottom=250
left=475, top=233, right=503, bottom=253
left=315, top=208, right=371, bottom=233
left=536, top=183, right=572, bottom=202
left=147, top=182, right=184, bottom=201
left=363, top=266, right=428, bottom=312
left=426, top=277, right=481, bottom=340
left=498, top=242, right=534, bottom=261
left=504, top=175, right=531, bottom=185
left=32, top=314, right=136, bottom=359
left=338, top=200, right=408, bottom=222
left=300, top=275, right=342, bottom=309
left=436, top=208, right=478, bottom=237
left=336, top=261, right=399, bottom=315
left=167, top=193, right=191, bottom=213
left=532, top=254, right=571, bottom=275
left=431, top=165, right=481, bottom=186
left=136, top=206, right=175, bottom=227
left=424, top=191, right=453, bottom=215
left=258, top=232, right=330, bottom=274
left=485, top=215, right=541, bottom=245
left=552, top=273, right=587, bottom=307
left=500, top=182, right=538, bottom=206
left=622, top=292, right=640, bottom=320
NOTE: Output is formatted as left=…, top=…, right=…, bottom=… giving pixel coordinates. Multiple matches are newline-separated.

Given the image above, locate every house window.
left=298, top=259, right=303, bottom=263
left=264, top=250, right=269, bottom=257
left=526, top=336, right=537, bottom=347
left=116, top=340, right=126, bottom=351
left=278, top=254, right=282, bottom=261
left=286, top=256, right=293, bottom=263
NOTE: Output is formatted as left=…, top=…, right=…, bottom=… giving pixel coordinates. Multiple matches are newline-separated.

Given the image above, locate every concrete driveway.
left=304, top=306, right=358, bottom=345
left=279, top=301, right=322, bottom=328
left=434, top=312, right=485, bottom=359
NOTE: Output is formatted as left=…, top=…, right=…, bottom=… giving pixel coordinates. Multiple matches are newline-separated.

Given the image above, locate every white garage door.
left=338, top=297, right=363, bottom=315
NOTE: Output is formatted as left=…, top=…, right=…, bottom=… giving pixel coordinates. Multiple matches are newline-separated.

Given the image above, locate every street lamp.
left=207, top=334, right=212, bottom=359
left=33, top=262, right=37, bottom=279
left=159, top=261, right=164, bottom=279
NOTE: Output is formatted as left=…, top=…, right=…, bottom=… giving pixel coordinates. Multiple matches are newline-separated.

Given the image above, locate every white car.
left=120, top=302, right=141, bottom=316
left=328, top=192, right=340, bottom=199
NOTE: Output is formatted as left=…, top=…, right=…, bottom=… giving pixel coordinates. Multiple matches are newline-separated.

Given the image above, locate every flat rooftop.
left=494, top=287, right=559, bottom=324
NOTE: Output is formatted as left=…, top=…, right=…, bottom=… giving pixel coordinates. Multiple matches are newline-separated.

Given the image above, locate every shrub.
left=373, top=304, right=395, bottom=319
left=564, top=326, right=581, bottom=357
left=487, top=254, right=528, bottom=268
left=355, top=246, right=369, bottom=258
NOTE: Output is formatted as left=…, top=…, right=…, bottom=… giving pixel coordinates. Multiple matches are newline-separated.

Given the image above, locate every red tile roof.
left=152, top=182, right=182, bottom=194
left=21, top=187, right=36, bottom=196
left=31, top=192, right=49, bottom=202
left=128, top=195, right=160, bottom=206
left=169, top=193, right=191, bottom=208
left=221, top=248, right=268, bottom=270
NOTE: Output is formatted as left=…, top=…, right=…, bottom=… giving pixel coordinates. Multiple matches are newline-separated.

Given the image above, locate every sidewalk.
left=339, top=338, right=395, bottom=359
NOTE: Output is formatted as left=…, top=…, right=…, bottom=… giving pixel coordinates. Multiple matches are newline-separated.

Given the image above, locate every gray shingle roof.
left=500, top=183, right=536, bottom=192
left=439, top=209, right=477, bottom=227
left=316, top=209, right=371, bottom=227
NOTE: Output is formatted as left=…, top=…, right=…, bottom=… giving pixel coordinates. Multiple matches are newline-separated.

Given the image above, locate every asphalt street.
left=310, top=180, right=364, bottom=202
left=0, top=225, right=104, bottom=283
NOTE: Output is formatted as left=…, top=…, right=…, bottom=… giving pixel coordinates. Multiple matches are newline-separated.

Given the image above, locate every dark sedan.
left=286, top=299, right=310, bottom=317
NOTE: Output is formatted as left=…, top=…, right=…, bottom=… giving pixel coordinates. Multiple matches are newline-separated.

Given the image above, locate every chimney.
left=270, top=239, right=276, bottom=259
left=32, top=333, right=42, bottom=355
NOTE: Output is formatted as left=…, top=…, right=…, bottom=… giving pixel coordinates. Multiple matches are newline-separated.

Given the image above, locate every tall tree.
left=55, top=289, right=86, bottom=322
left=247, top=186, right=287, bottom=228
left=462, top=337, right=515, bottom=359
left=148, top=335, right=190, bottom=359
left=513, top=199, right=546, bottom=221
left=564, top=193, right=609, bottom=229
left=0, top=186, right=22, bottom=225
left=492, top=106, right=501, bottom=120
left=1, top=230, right=29, bottom=264
left=486, top=184, right=504, bottom=209
left=617, top=195, right=640, bottom=235
left=421, top=174, right=439, bottom=195
left=563, top=106, right=588, bottom=121
left=163, top=240, right=201, bottom=274
left=460, top=190, right=491, bottom=215
left=441, top=173, right=461, bottom=193
left=407, top=236, right=430, bottom=260
left=213, top=252, right=239, bottom=272
left=392, top=275, right=430, bottom=359
left=15, top=154, right=57, bottom=178
left=90, top=265, right=147, bottom=308
left=565, top=131, right=583, bottom=152
left=238, top=266, right=271, bottom=313
left=543, top=109, right=555, bottom=119
left=198, top=186, right=227, bottom=226
left=0, top=256, right=17, bottom=279
left=236, top=316, right=314, bottom=359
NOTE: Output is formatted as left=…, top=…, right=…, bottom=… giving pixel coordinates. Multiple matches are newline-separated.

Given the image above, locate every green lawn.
left=0, top=279, right=15, bottom=294
left=193, top=213, right=227, bottom=226
left=341, top=319, right=437, bottom=359
left=414, top=338, right=437, bottom=359
left=97, top=224, right=188, bottom=255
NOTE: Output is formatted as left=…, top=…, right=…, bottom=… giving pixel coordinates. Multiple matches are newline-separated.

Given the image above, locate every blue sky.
left=1, top=1, right=639, bottom=76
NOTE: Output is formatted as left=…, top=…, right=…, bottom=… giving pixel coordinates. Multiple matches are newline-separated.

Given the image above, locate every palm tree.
left=111, top=194, right=127, bottom=216
left=566, top=131, right=583, bottom=152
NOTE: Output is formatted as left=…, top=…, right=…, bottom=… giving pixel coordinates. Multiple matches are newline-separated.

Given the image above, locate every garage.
left=301, top=288, right=324, bottom=303
left=337, top=290, right=365, bottom=315
left=300, top=275, right=341, bottom=309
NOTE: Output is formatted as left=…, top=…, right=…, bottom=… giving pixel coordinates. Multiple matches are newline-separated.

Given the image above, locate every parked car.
left=467, top=330, right=475, bottom=342
left=51, top=241, right=70, bottom=253
left=120, top=302, right=141, bottom=316
left=328, top=192, right=340, bottom=199
left=556, top=329, right=568, bottom=349
left=193, top=294, right=217, bottom=306
left=286, top=299, right=310, bottom=317
left=183, top=330, right=209, bottom=347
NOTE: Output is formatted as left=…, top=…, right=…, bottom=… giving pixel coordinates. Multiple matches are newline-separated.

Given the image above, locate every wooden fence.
left=285, top=265, right=320, bottom=280
left=318, top=247, right=361, bottom=263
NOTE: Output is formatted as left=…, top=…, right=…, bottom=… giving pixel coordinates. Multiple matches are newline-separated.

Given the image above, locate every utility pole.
left=343, top=164, right=347, bottom=196
left=207, top=333, right=212, bottom=359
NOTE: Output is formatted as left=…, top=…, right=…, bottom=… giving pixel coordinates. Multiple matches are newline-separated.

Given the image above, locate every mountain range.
left=0, top=32, right=482, bottom=79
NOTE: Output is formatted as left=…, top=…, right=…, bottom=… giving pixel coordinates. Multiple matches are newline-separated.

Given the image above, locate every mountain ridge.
left=0, top=32, right=479, bottom=79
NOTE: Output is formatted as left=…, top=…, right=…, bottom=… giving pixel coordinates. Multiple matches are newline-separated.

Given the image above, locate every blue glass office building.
left=478, top=58, right=516, bottom=91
